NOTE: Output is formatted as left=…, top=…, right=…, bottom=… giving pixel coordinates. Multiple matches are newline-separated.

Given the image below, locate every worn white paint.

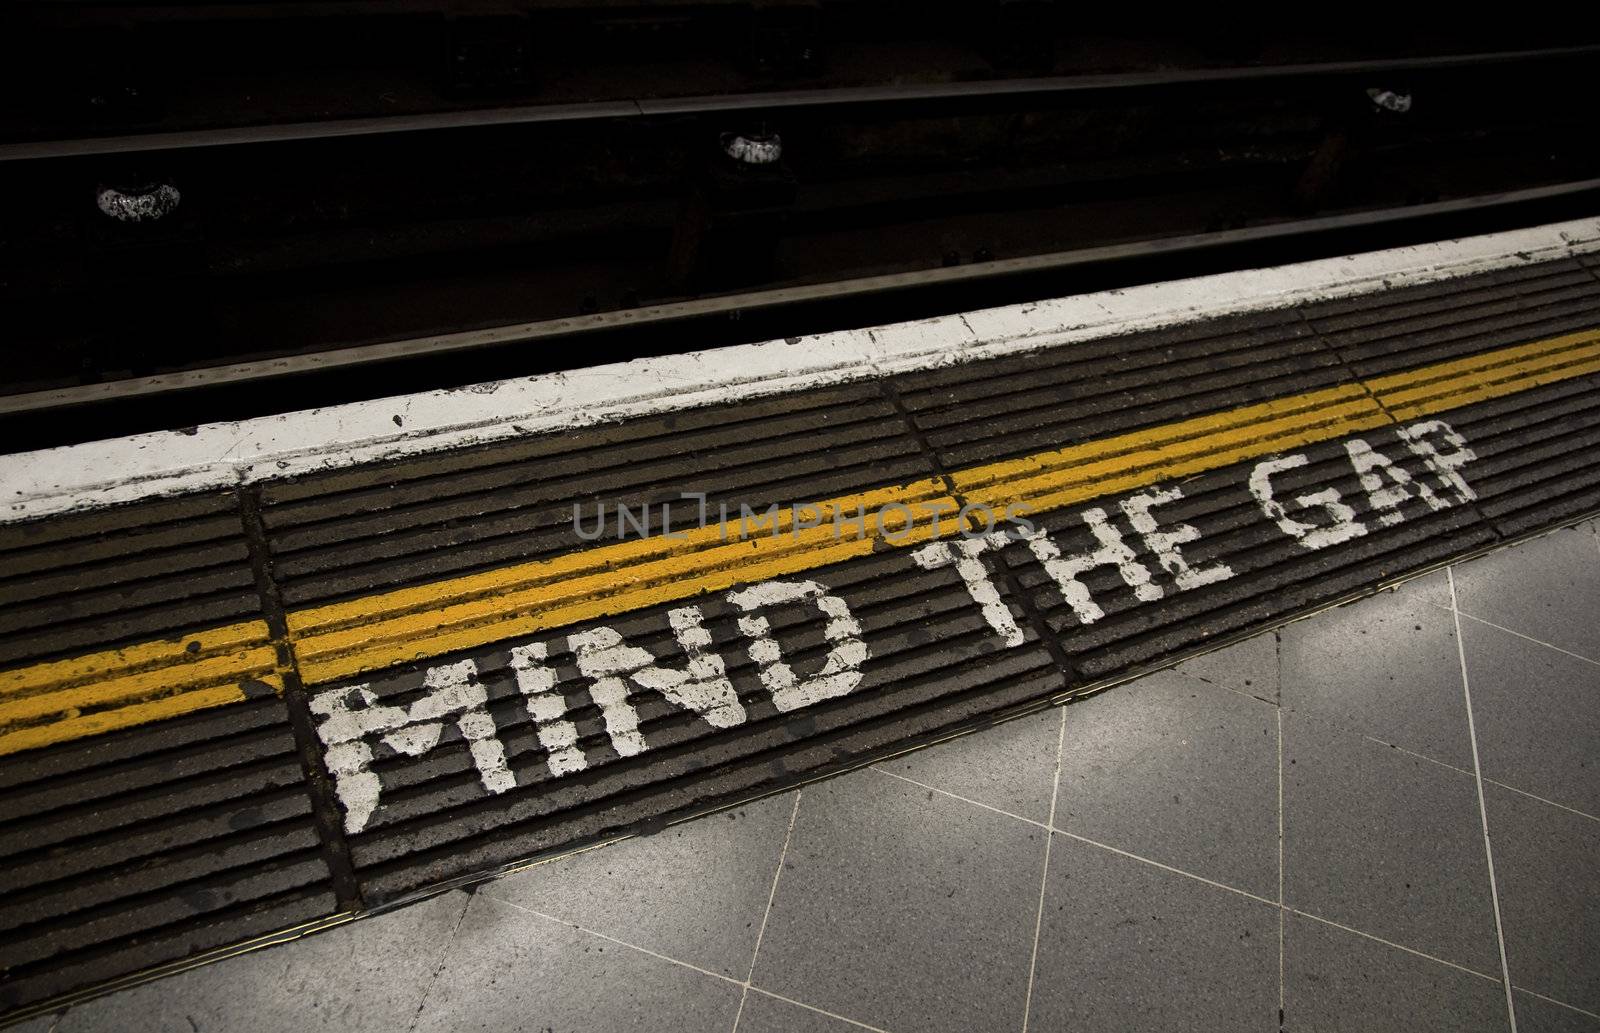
left=921, top=488, right=1240, bottom=636
left=1249, top=455, right=1368, bottom=550
left=1249, top=418, right=1479, bottom=551
left=570, top=606, right=744, bottom=758
left=1118, top=487, right=1235, bottom=591
left=304, top=424, right=1487, bottom=831
left=310, top=576, right=873, bottom=831
left=727, top=579, right=868, bottom=711
left=508, top=642, right=586, bottom=777
left=1398, top=420, right=1479, bottom=503
left=1345, top=438, right=1446, bottom=525
left=310, top=659, right=511, bottom=834
left=1026, top=509, right=1163, bottom=624
left=912, top=532, right=1027, bottom=646
left=6, top=217, right=1599, bottom=523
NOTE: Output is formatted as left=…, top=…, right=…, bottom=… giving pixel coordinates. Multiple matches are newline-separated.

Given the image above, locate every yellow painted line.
left=286, top=479, right=952, bottom=639
left=291, top=485, right=957, bottom=683
left=0, top=619, right=281, bottom=757
left=952, top=386, right=1391, bottom=513
left=0, top=620, right=269, bottom=698
left=0, top=680, right=277, bottom=756
left=3, top=327, right=1600, bottom=753
left=1368, top=329, right=1600, bottom=421
left=0, top=646, right=280, bottom=725
left=298, top=517, right=949, bottom=685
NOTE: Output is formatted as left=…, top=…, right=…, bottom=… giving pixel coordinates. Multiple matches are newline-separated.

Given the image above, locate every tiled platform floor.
left=18, top=523, right=1600, bottom=1033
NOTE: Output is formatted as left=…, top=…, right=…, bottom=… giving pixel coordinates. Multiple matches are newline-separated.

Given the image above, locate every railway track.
left=3, top=24, right=1599, bottom=447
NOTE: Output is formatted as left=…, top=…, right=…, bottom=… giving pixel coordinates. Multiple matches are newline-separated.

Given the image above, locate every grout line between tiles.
left=437, top=817, right=1600, bottom=1033
left=876, top=757, right=1523, bottom=999
left=487, top=890, right=891, bottom=1032
left=473, top=737, right=1600, bottom=1033
left=1362, top=736, right=1600, bottom=827
left=732, top=790, right=804, bottom=1033
left=498, top=828, right=1508, bottom=1010
left=1050, top=827, right=1280, bottom=907
left=872, top=767, right=1049, bottom=828
left=1277, top=706, right=1286, bottom=1032
left=1426, top=601, right=1600, bottom=669
left=1019, top=707, right=1068, bottom=1033
left=403, top=891, right=474, bottom=1033
left=489, top=896, right=744, bottom=986
left=1362, top=735, right=1477, bottom=779
left=1169, top=664, right=1280, bottom=709
left=1512, top=986, right=1600, bottom=1022
left=743, top=986, right=893, bottom=1032
left=1282, top=907, right=1502, bottom=985
left=1484, top=781, right=1600, bottom=825
left=1448, top=568, right=1521, bottom=1033
left=872, top=767, right=1273, bottom=904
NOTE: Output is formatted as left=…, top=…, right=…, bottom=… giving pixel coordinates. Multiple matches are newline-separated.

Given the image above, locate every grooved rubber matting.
left=5, top=257, right=1600, bottom=1020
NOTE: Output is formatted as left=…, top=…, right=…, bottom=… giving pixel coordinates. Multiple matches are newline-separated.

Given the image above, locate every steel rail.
left=6, top=175, right=1600, bottom=417
left=3, top=43, right=1598, bottom=162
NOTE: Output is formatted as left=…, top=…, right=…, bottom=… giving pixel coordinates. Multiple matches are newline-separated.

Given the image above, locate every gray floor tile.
left=1026, top=834, right=1278, bottom=1033
left=1454, top=525, right=1600, bottom=663
left=1282, top=912, right=1510, bottom=1033
left=751, top=769, right=1044, bottom=1033
left=1514, top=992, right=1600, bottom=1033
left=55, top=890, right=470, bottom=1033
left=876, top=706, right=1062, bottom=822
left=1393, top=568, right=1454, bottom=610
left=7, top=1014, right=61, bottom=1033
left=1055, top=669, right=1279, bottom=898
left=736, top=990, right=875, bottom=1033
left=1175, top=629, right=1281, bottom=704
left=1280, top=584, right=1474, bottom=769
left=1485, top=784, right=1600, bottom=1015
left=1282, top=711, right=1500, bottom=973
left=415, top=893, right=742, bottom=1032
left=479, top=790, right=798, bottom=979
left=1462, top=620, right=1600, bottom=816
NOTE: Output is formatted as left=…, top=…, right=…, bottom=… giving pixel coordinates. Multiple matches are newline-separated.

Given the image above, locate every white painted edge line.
left=5, top=216, right=1600, bottom=524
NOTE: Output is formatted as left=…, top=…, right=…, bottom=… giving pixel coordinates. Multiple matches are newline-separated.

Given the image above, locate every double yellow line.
left=0, top=621, right=283, bottom=755
left=6, top=328, right=1599, bottom=755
